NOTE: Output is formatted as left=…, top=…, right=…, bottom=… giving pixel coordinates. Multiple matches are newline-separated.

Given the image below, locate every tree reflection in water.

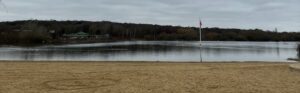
left=297, top=44, right=300, bottom=59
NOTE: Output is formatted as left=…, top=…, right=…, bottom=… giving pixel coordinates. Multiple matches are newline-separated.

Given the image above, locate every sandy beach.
left=0, top=61, right=299, bottom=93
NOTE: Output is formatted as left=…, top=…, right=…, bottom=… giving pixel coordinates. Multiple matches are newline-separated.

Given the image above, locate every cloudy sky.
left=0, top=0, right=299, bottom=31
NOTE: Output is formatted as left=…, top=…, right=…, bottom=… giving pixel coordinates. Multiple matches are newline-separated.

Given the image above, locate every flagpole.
left=199, top=19, right=202, bottom=47
left=199, top=19, right=203, bottom=62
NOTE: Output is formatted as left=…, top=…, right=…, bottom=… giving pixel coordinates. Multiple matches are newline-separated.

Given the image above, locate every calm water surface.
left=0, top=41, right=298, bottom=62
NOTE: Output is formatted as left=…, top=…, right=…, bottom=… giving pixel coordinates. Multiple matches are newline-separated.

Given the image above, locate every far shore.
left=0, top=61, right=299, bottom=93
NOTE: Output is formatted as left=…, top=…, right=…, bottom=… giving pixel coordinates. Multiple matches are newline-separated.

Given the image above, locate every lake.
left=0, top=41, right=298, bottom=62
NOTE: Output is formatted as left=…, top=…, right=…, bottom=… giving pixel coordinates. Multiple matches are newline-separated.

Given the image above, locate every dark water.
left=0, top=41, right=298, bottom=62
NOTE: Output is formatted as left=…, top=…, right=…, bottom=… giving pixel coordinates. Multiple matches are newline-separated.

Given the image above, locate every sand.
left=0, top=61, right=299, bottom=93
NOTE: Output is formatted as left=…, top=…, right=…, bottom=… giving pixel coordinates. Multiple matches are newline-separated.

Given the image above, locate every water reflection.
left=297, top=44, right=300, bottom=59
left=0, top=41, right=298, bottom=62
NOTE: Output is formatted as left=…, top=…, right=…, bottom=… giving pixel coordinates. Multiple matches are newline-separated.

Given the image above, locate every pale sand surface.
left=0, top=61, right=300, bottom=93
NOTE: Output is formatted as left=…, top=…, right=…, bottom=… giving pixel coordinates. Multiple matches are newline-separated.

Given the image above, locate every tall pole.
left=199, top=20, right=202, bottom=46
left=199, top=19, right=203, bottom=62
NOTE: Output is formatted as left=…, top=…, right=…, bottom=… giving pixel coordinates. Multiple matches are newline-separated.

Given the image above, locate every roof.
left=75, top=32, right=88, bottom=35
left=64, top=31, right=89, bottom=36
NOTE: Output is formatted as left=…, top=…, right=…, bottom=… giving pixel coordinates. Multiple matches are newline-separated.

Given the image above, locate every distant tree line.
left=0, top=20, right=299, bottom=44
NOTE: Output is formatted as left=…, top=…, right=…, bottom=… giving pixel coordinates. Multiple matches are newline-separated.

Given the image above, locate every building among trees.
left=63, top=31, right=110, bottom=40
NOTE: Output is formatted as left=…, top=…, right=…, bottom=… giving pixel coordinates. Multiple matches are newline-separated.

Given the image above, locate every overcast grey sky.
left=0, top=0, right=299, bottom=31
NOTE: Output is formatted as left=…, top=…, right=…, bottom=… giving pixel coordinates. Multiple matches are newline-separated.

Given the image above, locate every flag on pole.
left=199, top=20, right=202, bottom=28
left=199, top=19, right=202, bottom=44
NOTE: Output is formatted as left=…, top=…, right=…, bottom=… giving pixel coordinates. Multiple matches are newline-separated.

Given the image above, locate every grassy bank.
left=0, top=61, right=299, bottom=93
